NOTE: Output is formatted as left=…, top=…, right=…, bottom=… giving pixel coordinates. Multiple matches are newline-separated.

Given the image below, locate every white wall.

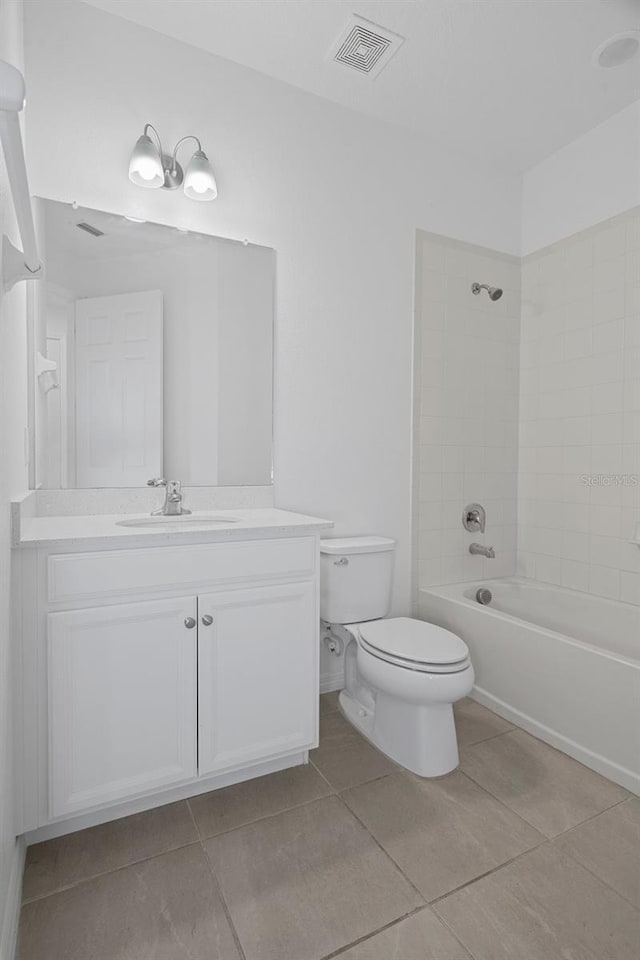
left=0, top=2, right=28, bottom=955
left=415, top=231, right=521, bottom=590
left=24, top=0, right=522, bottom=616
left=522, top=101, right=640, bottom=255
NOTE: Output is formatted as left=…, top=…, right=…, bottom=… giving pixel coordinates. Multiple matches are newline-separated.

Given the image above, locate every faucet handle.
left=147, top=477, right=167, bottom=487
left=463, top=503, right=486, bottom=533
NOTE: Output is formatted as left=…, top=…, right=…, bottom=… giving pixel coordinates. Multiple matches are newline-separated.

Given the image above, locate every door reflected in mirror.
left=29, top=198, right=274, bottom=488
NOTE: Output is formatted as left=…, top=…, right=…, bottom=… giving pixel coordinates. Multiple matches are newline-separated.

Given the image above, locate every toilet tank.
left=320, top=537, right=396, bottom=624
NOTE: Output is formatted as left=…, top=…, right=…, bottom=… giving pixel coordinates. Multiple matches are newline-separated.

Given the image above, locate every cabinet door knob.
left=184, top=617, right=196, bottom=629
left=201, top=614, right=213, bottom=626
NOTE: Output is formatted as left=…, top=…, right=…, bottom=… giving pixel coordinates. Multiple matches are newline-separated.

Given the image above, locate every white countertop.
left=16, top=508, right=334, bottom=549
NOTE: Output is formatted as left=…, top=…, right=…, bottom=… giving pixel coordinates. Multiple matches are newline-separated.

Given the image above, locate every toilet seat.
left=358, top=617, right=470, bottom=674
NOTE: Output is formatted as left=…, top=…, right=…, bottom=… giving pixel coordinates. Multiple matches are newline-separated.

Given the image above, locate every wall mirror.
left=28, top=198, right=274, bottom=489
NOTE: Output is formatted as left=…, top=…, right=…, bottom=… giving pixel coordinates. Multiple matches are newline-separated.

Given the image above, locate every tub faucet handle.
left=463, top=503, right=486, bottom=533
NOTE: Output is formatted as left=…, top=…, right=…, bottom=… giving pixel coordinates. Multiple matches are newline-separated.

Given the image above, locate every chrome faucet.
left=469, top=542, right=495, bottom=559
left=147, top=478, right=191, bottom=516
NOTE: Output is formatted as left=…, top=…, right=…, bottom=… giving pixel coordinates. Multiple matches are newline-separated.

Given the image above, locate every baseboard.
left=0, top=837, right=25, bottom=960
left=320, top=672, right=344, bottom=694
left=24, top=751, right=308, bottom=844
left=471, top=686, right=640, bottom=796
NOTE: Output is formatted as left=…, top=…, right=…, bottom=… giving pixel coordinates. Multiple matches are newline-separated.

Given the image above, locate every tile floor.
left=17, top=695, right=639, bottom=960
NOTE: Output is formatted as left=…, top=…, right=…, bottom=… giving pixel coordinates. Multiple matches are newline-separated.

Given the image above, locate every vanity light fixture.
left=128, top=124, right=217, bottom=201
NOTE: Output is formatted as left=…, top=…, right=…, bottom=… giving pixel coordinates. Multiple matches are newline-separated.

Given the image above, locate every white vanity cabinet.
left=48, top=596, right=198, bottom=818
left=17, top=517, right=330, bottom=841
left=198, top=582, right=316, bottom=776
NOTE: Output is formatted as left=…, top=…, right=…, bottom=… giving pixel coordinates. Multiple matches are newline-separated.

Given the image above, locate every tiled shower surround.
left=518, top=208, right=640, bottom=604
left=414, top=231, right=521, bottom=589
left=415, top=207, right=640, bottom=605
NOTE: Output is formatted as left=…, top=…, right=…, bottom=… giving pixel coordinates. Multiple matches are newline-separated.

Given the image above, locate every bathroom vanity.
left=13, top=197, right=337, bottom=841
left=15, top=509, right=332, bottom=840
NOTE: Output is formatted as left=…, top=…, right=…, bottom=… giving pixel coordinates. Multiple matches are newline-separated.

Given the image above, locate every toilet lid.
left=359, top=617, right=468, bottom=666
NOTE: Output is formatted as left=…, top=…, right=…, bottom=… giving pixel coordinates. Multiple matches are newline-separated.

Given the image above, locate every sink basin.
left=116, top=515, right=241, bottom=529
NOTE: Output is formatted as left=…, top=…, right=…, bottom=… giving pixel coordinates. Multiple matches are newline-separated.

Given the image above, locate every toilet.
left=320, top=536, right=474, bottom=777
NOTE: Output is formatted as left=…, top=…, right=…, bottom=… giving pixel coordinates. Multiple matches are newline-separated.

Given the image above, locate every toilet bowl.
left=337, top=617, right=474, bottom=777
left=320, top=537, right=474, bottom=777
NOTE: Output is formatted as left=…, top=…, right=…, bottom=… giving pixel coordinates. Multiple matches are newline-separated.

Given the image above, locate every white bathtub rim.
left=470, top=686, right=639, bottom=796
left=421, top=579, right=640, bottom=668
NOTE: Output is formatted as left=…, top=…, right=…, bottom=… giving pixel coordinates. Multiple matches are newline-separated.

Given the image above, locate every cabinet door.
left=198, top=582, right=317, bottom=776
left=48, top=596, right=197, bottom=818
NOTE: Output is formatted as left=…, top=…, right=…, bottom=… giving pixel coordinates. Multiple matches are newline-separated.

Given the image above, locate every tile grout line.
left=550, top=800, right=640, bottom=915
left=332, top=786, right=428, bottom=906
left=187, top=783, right=338, bottom=845
left=198, top=785, right=433, bottom=960
left=308, top=757, right=336, bottom=790
left=459, top=725, right=516, bottom=749
left=191, top=794, right=248, bottom=960
left=310, top=756, right=400, bottom=795
left=555, top=843, right=640, bottom=916
left=320, top=906, right=424, bottom=960
left=429, top=818, right=640, bottom=942
left=429, top=797, right=640, bottom=914
left=24, top=779, right=340, bottom=908
left=430, top=908, right=480, bottom=960
left=198, top=843, right=248, bottom=960
left=319, top=901, right=476, bottom=960
left=455, top=766, right=552, bottom=838
left=185, top=795, right=202, bottom=839
left=551, top=795, right=632, bottom=839
left=459, top=760, right=631, bottom=840
left=20, top=835, right=201, bottom=906
left=429, top=837, right=556, bottom=908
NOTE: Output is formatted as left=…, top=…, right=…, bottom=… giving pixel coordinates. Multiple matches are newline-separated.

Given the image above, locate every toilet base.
left=339, top=688, right=461, bottom=777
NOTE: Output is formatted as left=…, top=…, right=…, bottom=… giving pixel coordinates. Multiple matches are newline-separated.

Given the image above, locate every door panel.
left=198, top=583, right=317, bottom=775
left=48, top=595, right=197, bottom=817
left=75, top=290, right=163, bottom=487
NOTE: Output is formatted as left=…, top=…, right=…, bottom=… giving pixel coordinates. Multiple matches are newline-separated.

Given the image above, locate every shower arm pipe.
left=0, top=59, right=42, bottom=287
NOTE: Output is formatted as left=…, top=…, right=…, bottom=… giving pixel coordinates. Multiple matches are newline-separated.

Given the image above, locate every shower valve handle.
left=463, top=503, right=486, bottom=533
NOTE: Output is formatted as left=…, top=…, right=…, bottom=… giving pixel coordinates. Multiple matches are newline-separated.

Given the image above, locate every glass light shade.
left=184, top=150, right=217, bottom=201
left=128, top=134, right=164, bottom=188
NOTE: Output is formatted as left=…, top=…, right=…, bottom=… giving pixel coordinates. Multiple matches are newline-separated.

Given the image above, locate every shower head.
left=471, top=282, right=503, bottom=301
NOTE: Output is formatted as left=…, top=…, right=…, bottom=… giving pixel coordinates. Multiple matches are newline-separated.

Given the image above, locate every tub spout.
left=469, top=543, right=495, bottom=558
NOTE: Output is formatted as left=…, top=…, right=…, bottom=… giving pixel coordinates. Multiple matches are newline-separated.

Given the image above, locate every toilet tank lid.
left=320, top=536, right=396, bottom=555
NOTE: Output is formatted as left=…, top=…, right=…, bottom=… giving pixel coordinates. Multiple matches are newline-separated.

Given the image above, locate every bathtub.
left=419, top=577, right=640, bottom=794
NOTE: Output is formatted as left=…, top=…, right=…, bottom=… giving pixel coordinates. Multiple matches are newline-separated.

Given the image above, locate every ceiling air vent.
left=76, top=221, right=104, bottom=237
left=329, top=15, right=404, bottom=78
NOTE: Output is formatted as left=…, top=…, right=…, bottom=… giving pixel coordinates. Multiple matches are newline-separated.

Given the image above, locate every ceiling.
left=82, top=0, right=640, bottom=172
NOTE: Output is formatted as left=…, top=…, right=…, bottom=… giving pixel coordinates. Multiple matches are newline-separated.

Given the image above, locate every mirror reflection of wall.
left=29, top=199, right=274, bottom=489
